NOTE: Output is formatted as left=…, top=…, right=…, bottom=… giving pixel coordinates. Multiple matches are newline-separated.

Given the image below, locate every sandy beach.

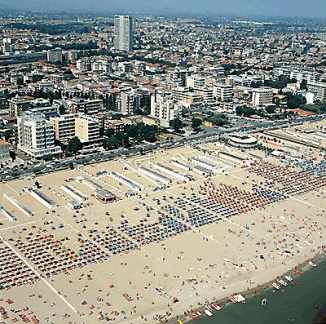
left=0, top=122, right=325, bottom=323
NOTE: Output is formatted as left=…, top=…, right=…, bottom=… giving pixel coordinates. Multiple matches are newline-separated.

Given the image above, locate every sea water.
left=193, top=260, right=326, bottom=324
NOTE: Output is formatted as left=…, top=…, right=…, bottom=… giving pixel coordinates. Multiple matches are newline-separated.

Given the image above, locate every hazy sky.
left=3, top=0, right=326, bottom=17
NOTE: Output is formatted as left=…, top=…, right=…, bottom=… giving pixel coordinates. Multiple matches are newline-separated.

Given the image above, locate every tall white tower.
left=114, top=15, right=134, bottom=52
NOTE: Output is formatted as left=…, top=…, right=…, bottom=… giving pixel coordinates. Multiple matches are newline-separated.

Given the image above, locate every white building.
left=91, top=60, right=111, bottom=73
left=2, top=38, right=13, bottom=55
left=50, top=113, right=77, bottom=144
left=195, top=88, right=215, bottom=106
left=67, top=98, right=104, bottom=115
left=252, top=87, right=273, bottom=107
left=214, top=84, right=233, bottom=102
left=307, top=82, right=326, bottom=102
left=172, top=87, right=202, bottom=107
left=185, top=74, right=206, bottom=89
left=75, top=115, right=100, bottom=144
left=68, top=50, right=78, bottom=63
left=118, top=90, right=140, bottom=115
left=305, top=92, right=315, bottom=105
left=76, top=59, right=91, bottom=72
left=114, top=15, right=134, bottom=52
left=51, top=113, right=101, bottom=146
left=47, top=49, right=63, bottom=63
left=0, top=140, right=10, bottom=161
left=151, top=90, right=179, bottom=128
left=17, top=113, right=62, bottom=158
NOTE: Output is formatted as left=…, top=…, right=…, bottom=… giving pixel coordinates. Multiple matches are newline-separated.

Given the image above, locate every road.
left=0, top=114, right=324, bottom=182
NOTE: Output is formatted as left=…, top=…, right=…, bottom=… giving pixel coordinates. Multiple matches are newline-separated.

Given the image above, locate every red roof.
left=289, top=109, right=315, bottom=117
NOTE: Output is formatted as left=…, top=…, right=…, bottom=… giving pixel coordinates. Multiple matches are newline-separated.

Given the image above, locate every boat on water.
left=191, top=311, right=202, bottom=319
left=211, top=303, right=222, bottom=311
left=204, top=309, right=213, bottom=317
left=285, top=275, right=293, bottom=282
left=278, top=279, right=287, bottom=287
left=229, top=294, right=246, bottom=304
left=272, top=282, right=281, bottom=290
left=261, top=298, right=267, bottom=306
left=309, top=261, right=317, bottom=267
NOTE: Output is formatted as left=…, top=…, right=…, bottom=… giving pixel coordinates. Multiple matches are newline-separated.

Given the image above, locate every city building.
left=172, top=87, right=202, bottom=107
left=68, top=50, right=78, bottom=63
left=2, top=38, right=13, bottom=55
left=9, top=97, right=32, bottom=118
left=50, top=113, right=77, bottom=144
left=76, top=59, right=91, bottom=72
left=105, top=120, right=125, bottom=134
left=47, top=48, right=63, bottom=63
left=114, top=15, right=134, bottom=52
left=17, top=113, right=62, bottom=158
left=0, top=140, right=10, bottom=161
left=307, top=82, right=326, bottom=102
left=228, top=134, right=258, bottom=148
left=185, top=74, right=206, bottom=89
left=67, top=98, right=104, bottom=115
left=195, top=88, right=215, bottom=106
left=252, top=87, right=274, bottom=107
left=118, top=90, right=140, bottom=115
left=75, top=114, right=101, bottom=144
left=151, top=90, right=179, bottom=128
left=215, top=84, right=234, bottom=102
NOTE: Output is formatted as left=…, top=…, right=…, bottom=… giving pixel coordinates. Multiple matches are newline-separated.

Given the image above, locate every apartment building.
left=75, top=115, right=101, bottom=144
left=17, top=113, right=62, bottom=158
left=252, top=87, right=273, bottom=107
left=214, top=84, right=234, bottom=102
left=0, top=140, right=10, bottom=161
left=172, top=87, right=202, bottom=107
left=47, top=48, right=63, bottom=63
left=67, top=98, right=104, bottom=115
left=307, top=82, right=326, bottom=102
left=151, top=90, right=179, bottom=128
left=9, top=97, right=32, bottom=118
left=118, top=90, right=140, bottom=115
left=114, top=15, right=134, bottom=52
left=50, top=113, right=77, bottom=144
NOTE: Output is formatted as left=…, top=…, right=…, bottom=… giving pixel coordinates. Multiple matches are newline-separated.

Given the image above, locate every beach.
left=0, top=122, right=325, bottom=323
left=190, top=258, right=326, bottom=324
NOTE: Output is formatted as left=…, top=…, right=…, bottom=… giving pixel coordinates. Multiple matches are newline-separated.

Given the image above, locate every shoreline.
left=166, top=251, right=326, bottom=324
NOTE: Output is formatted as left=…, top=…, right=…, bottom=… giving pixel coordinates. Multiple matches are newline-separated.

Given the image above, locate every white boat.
left=204, top=309, right=213, bottom=317
left=278, top=279, right=287, bottom=287
left=272, top=282, right=280, bottom=290
left=261, top=298, right=267, bottom=306
left=230, top=294, right=246, bottom=303
left=285, top=275, right=293, bottom=282
left=309, top=261, right=317, bottom=267
left=211, top=303, right=222, bottom=311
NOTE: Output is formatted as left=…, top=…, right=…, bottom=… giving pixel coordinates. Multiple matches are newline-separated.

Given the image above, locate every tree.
left=235, top=106, right=257, bottom=117
left=66, top=137, right=82, bottom=155
left=125, top=124, right=140, bottom=141
left=170, top=118, right=183, bottom=133
left=9, top=150, right=16, bottom=162
left=207, top=113, right=229, bottom=127
left=181, top=108, right=188, bottom=117
left=143, top=125, right=158, bottom=142
left=115, top=132, right=130, bottom=147
left=286, top=94, right=306, bottom=109
left=59, top=105, right=66, bottom=115
left=191, top=118, right=202, bottom=132
left=265, top=106, right=276, bottom=114
left=251, top=81, right=262, bottom=88
left=104, top=128, right=115, bottom=138
left=300, top=80, right=308, bottom=90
